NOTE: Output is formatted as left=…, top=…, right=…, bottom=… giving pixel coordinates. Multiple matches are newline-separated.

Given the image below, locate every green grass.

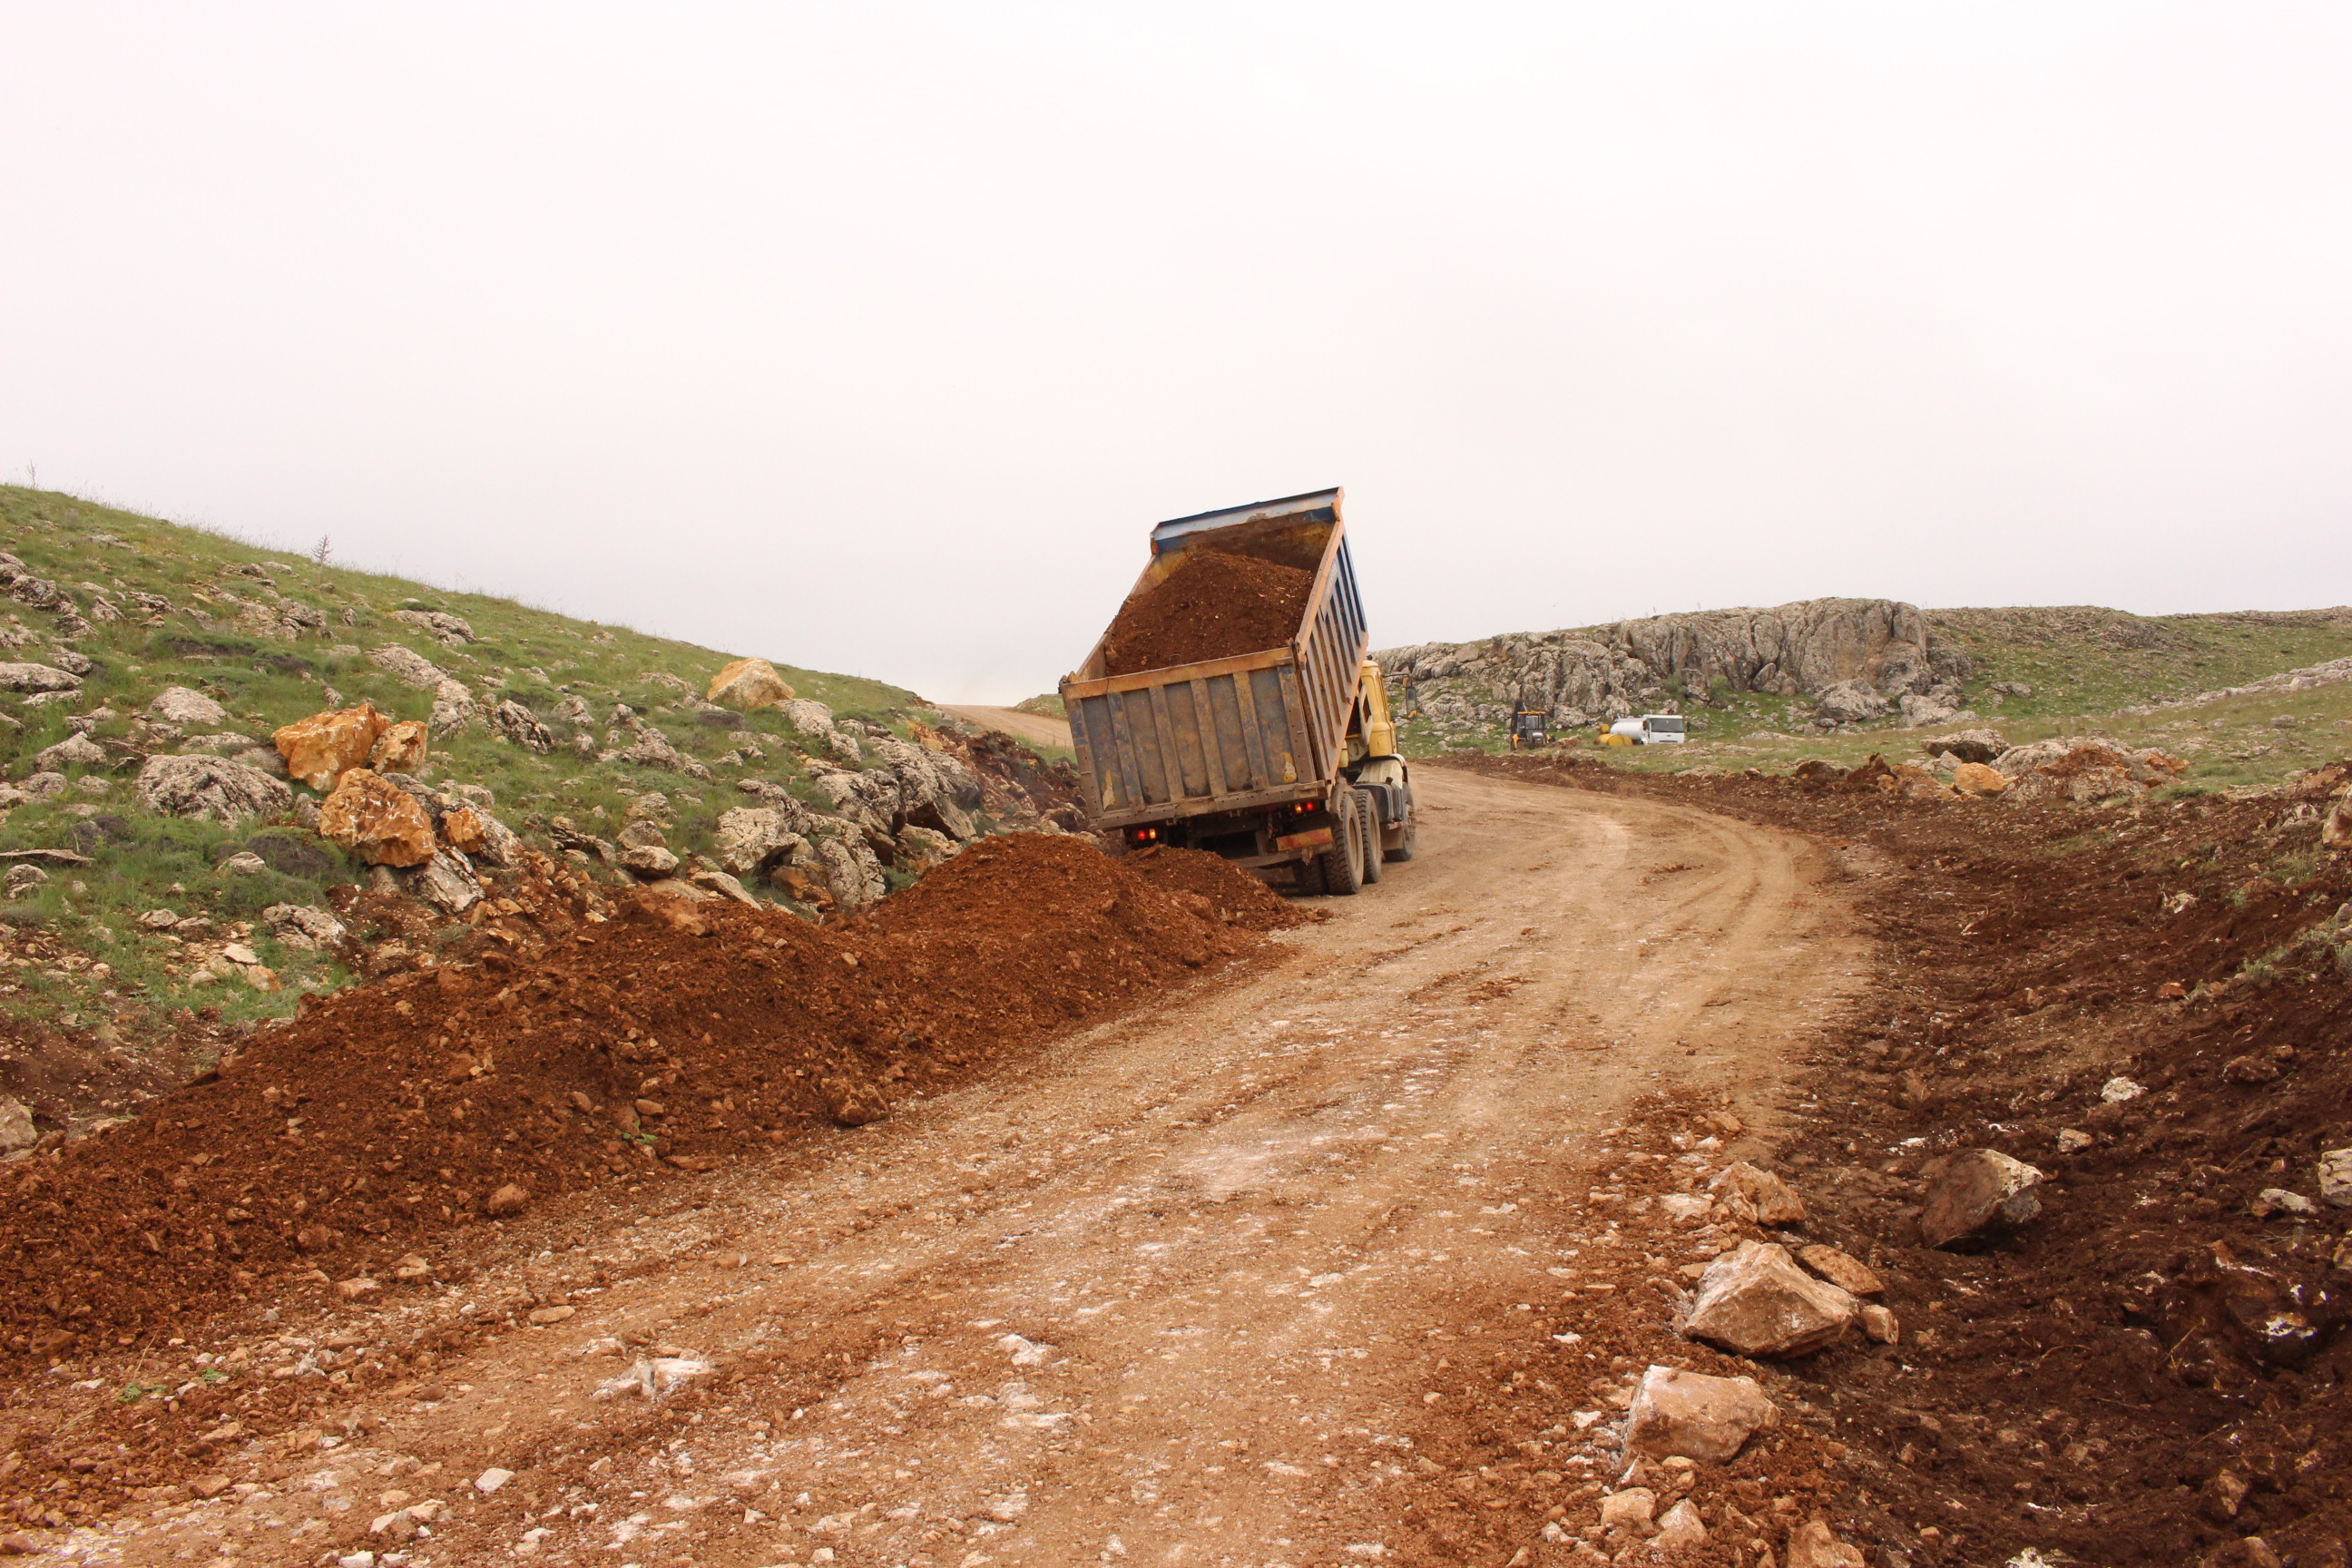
left=0, top=485, right=975, bottom=1036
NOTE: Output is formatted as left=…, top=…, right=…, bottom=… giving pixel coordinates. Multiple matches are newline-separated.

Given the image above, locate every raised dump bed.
left=1060, top=487, right=1415, bottom=894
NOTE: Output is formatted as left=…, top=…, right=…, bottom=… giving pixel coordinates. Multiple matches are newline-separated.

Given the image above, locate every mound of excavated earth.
left=1099, top=549, right=1316, bottom=677
left=0, top=837, right=1293, bottom=1357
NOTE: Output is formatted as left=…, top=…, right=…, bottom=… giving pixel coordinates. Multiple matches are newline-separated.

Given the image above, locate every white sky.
left=4, top=4, right=2347, bottom=703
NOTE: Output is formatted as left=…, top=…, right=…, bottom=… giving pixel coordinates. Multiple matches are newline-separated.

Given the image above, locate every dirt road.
left=73, top=768, right=1867, bottom=1567
left=939, top=704, right=1073, bottom=752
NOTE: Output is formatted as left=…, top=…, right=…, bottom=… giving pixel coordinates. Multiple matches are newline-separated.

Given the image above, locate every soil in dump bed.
left=1099, top=548, right=1317, bottom=677
left=0, top=835, right=1300, bottom=1361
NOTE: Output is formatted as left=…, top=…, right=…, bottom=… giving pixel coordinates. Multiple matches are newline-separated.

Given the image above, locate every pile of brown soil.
left=1122, top=844, right=1320, bottom=929
left=0, top=835, right=1282, bottom=1361
left=1455, top=750, right=2352, bottom=1567
left=1099, top=549, right=1315, bottom=677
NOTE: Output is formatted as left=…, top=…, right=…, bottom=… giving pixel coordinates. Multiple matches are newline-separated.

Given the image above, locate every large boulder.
left=488, top=699, right=554, bottom=752
left=274, top=702, right=393, bottom=791
left=817, top=832, right=887, bottom=908
left=318, top=769, right=436, bottom=867
left=30, top=732, right=107, bottom=773
left=1681, top=1241, right=1860, bottom=1358
left=0, top=662, right=83, bottom=694
left=370, top=720, right=429, bottom=774
left=1622, top=1365, right=1778, bottom=1462
left=1707, top=1161, right=1806, bottom=1224
left=368, top=644, right=450, bottom=689
left=1919, top=1149, right=2044, bottom=1250
left=1812, top=679, right=1890, bottom=726
left=1918, top=728, right=2006, bottom=765
left=401, top=848, right=483, bottom=913
left=707, top=657, right=795, bottom=711
left=712, top=805, right=808, bottom=876
left=135, top=754, right=292, bottom=825
left=439, top=804, right=522, bottom=867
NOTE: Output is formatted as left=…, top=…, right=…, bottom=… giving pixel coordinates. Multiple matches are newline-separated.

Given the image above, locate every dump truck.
left=1058, top=486, right=1415, bottom=895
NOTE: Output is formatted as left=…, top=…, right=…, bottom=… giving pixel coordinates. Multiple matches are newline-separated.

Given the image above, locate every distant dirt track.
left=940, top=702, right=1073, bottom=750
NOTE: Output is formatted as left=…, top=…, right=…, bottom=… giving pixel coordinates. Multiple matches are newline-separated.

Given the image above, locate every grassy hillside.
left=0, top=485, right=998, bottom=1052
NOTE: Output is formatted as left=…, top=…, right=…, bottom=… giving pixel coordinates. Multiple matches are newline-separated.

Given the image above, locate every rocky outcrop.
left=707, top=657, right=795, bottom=711
left=318, top=769, right=436, bottom=867
left=1375, top=597, right=1969, bottom=735
left=135, top=755, right=292, bottom=825
left=274, top=702, right=393, bottom=791
left=387, top=609, right=474, bottom=644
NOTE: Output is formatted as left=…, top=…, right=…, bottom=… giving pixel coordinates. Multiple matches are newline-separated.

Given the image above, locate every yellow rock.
left=707, top=657, right=794, bottom=711
left=274, top=702, right=392, bottom=792
left=370, top=720, right=429, bottom=773
left=441, top=805, right=488, bottom=856
left=318, top=769, right=436, bottom=867
left=1953, top=761, right=2010, bottom=797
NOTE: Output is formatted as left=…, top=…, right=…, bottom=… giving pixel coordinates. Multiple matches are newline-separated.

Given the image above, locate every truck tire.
left=1384, top=784, right=1417, bottom=862
left=1357, top=790, right=1383, bottom=885
left=1314, top=787, right=1365, bottom=897
left=1292, top=849, right=1326, bottom=897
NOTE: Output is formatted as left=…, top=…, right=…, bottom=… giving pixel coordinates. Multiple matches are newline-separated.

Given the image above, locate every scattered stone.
left=2222, top=1054, right=2282, bottom=1085
left=2055, top=1128, right=2094, bottom=1153
left=0, top=662, right=83, bottom=694
left=318, top=769, right=436, bottom=866
left=148, top=685, right=229, bottom=725
left=1653, top=1497, right=1707, bottom=1551
left=688, top=867, right=760, bottom=906
left=621, top=844, right=681, bottom=878
left=2253, top=1189, right=2317, bottom=1219
left=1951, top=761, right=2011, bottom=797
left=2, top=865, right=47, bottom=899
left=333, top=1277, right=379, bottom=1301
left=29, top=731, right=105, bottom=773
left=217, top=851, right=269, bottom=877
left=1858, top=1303, right=1900, bottom=1343
left=527, top=1306, right=575, bottom=1325
left=485, top=1183, right=530, bottom=1217
left=1681, top=1240, right=1860, bottom=1358
left=1622, top=1365, right=1779, bottom=1462
left=274, top=702, right=393, bottom=791
left=1917, top=728, right=2006, bottom=764
left=2318, top=1150, right=2352, bottom=1209
left=1795, top=1244, right=1882, bottom=1296
left=2102, top=1076, right=2145, bottom=1102
left=474, top=1466, right=514, bottom=1494
left=707, top=656, right=796, bottom=710
left=263, top=903, right=347, bottom=950
left=1785, top=1520, right=1867, bottom=1568
left=616, top=818, right=667, bottom=849
left=1918, top=1149, right=2045, bottom=1250
left=134, top=754, right=293, bottom=824
left=1656, top=1192, right=1713, bottom=1224
left=388, top=608, right=474, bottom=643
left=1707, top=1161, right=1807, bottom=1225
left=0, top=1095, right=34, bottom=1153
left=1596, top=1488, right=1655, bottom=1529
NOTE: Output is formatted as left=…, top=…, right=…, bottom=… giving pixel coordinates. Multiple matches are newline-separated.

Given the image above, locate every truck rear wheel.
left=1314, top=788, right=1364, bottom=896
left=1357, top=791, right=1383, bottom=885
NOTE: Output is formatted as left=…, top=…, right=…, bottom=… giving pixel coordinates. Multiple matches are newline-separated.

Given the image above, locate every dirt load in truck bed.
left=1099, top=548, right=1316, bottom=676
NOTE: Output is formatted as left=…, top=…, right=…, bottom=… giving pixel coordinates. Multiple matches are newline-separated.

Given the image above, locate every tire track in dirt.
left=58, top=766, right=1869, bottom=1568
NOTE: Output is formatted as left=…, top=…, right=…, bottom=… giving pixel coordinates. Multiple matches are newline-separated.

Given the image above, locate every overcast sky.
left=5, top=4, right=2347, bottom=702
